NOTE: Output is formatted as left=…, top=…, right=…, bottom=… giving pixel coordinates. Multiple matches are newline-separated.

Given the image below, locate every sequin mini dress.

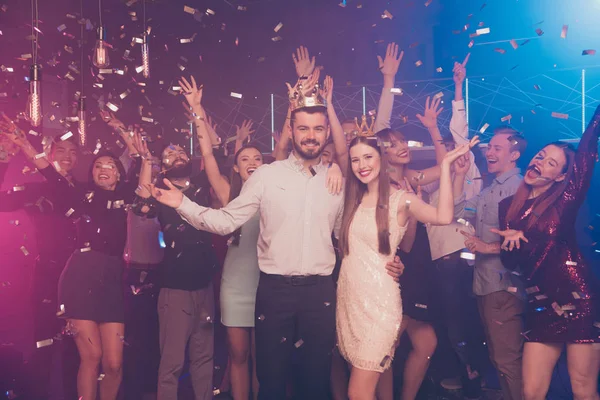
left=498, top=105, right=600, bottom=343
left=337, top=190, right=408, bottom=372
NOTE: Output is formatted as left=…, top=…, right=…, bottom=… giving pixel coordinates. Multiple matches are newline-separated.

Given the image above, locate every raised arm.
left=565, top=104, right=600, bottom=201
left=149, top=166, right=264, bottom=236
left=234, top=119, right=256, bottom=157
left=404, top=97, right=446, bottom=187
left=179, top=76, right=232, bottom=207
left=400, top=137, right=479, bottom=226
left=416, top=96, right=447, bottom=165
left=450, top=54, right=482, bottom=199
left=101, top=111, right=139, bottom=157
left=374, top=43, right=404, bottom=132
left=322, top=75, right=348, bottom=174
left=0, top=116, right=50, bottom=171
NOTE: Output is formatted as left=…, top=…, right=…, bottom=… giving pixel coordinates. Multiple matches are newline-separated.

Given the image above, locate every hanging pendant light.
left=26, top=64, right=42, bottom=127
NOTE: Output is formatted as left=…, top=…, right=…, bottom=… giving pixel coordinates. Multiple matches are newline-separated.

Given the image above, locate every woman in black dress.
left=3, top=114, right=142, bottom=400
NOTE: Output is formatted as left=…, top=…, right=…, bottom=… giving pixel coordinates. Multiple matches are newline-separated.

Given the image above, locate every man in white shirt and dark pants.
left=149, top=103, right=342, bottom=399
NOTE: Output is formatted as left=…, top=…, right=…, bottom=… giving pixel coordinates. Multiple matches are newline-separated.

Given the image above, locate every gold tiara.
left=354, top=115, right=376, bottom=137
left=289, top=80, right=327, bottom=111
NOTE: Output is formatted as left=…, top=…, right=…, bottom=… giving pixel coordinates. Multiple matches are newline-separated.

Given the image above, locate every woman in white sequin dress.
left=336, top=135, right=479, bottom=399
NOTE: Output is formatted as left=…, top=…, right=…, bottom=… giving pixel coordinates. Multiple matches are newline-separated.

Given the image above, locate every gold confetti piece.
left=36, top=339, right=53, bottom=348
left=57, top=24, right=67, bottom=32
left=457, top=218, right=470, bottom=226
left=494, top=48, right=506, bottom=55
left=205, top=8, right=215, bottom=15
left=53, top=161, right=62, bottom=172
left=338, top=2, right=346, bottom=7
left=20, top=246, right=29, bottom=256
left=533, top=84, right=541, bottom=90
left=93, top=83, right=103, bottom=89
left=468, top=40, right=474, bottom=48
left=561, top=25, right=568, bottom=39
left=119, top=90, right=131, bottom=100
left=56, top=304, right=65, bottom=316
left=80, top=247, right=92, bottom=253
left=572, top=292, right=581, bottom=300
left=476, top=27, right=490, bottom=36
left=424, top=0, right=433, bottom=5
left=436, top=67, right=443, bottom=73
left=551, top=302, right=565, bottom=316
left=508, top=287, right=518, bottom=293
left=237, top=6, right=247, bottom=11
left=433, top=92, right=444, bottom=100
left=65, top=208, right=75, bottom=217
left=507, top=39, right=518, bottom=50
left=34, top=152, right=47, bottom=160
left=183, top=5, right=196, bottom=14
left=501, top=114, right=512, bottom=122
left=230, top=92, right=243, bottom=99
left=382, top=10, right=393, bottom=19
left=415, top=60, right=423, bottom=67
left=20, top=53, right=32, bottom=59
left=551, top=112, right=569, bottom=120
left=213, top=390, right=221, bottom=396
left=97, top=374, right=105, bottom=381
left=141, top=117, right=154, bottom=123
left=390, top=88, right=403, bottom=95
left=107, top=103, right=119, bottom=112
left=479, top=123, right=489, bottom=133
left=561, top=304, right=576, bottom=311
left=408, top=141, right=423, bottom=148
left=28, top=130, right=38, bottom=136
left=98, top=68, right=113, bottom=74
left=460, top=252, right=475, bottom=260
left=180, top=38, right=192, bottom=44
left=294, top=339, right=304, bottom=348
left=135, top=65, right=144, bottom=74
left=274, top=22, right=283, bottom=32
left=526, top=286, right=540, bottom=294
left=415, top=303, right=428, bottom=309
left=60, top=131, right=74, bottom=141
left=535, top=28, right=544, bottom=36
left=582, top=49, right=596, bottom=56
left=271, top=36, right=282, bottom=42
left=565, top=260, right=577, bottom=266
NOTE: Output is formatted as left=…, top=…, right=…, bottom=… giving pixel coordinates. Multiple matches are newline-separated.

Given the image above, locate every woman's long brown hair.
left=505, top=142, right=575, bottom=229
left=229, top=145, right=263, bottom=246
left=339, top=136, right=391, bottom=256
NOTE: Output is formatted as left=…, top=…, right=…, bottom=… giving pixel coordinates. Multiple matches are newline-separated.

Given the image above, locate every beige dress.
left=336, top=190, right=408, bottom=372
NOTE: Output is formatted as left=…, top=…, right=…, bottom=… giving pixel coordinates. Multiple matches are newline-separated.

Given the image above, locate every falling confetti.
left=551, top=112, right=569, bottom=120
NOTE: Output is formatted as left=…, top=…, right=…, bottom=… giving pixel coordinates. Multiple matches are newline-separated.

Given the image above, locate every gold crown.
left=354, top=114, right=376, bottom=137
left=289, top=81, right=327, bottom=111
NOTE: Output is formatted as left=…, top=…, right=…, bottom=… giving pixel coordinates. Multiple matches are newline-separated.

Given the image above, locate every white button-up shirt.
left=176, top=152, right=344, bottom=276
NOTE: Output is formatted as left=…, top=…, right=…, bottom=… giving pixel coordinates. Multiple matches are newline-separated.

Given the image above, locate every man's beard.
left=164, top=159, right=193, bottom=179
left=292, top=136, right=326, bottom=160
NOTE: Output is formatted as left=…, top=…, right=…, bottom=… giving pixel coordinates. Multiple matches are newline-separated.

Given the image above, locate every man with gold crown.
left=147, top=69, right=340, bottom=399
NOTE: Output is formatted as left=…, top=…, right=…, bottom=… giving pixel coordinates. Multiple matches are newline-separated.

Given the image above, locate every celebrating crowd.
left=0, top=43, right=599, bottom=400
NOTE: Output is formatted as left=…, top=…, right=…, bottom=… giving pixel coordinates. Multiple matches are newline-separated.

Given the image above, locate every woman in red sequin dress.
left=494, top=105, right=600, bottom=400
